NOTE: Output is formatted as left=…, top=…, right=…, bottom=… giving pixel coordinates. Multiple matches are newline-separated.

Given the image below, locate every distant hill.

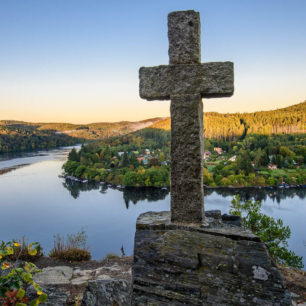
left=0, top=117, right=165, bottom=140
left=149, top=101, right=306, bottom=139
left=0, top=102, right=305, bottom=153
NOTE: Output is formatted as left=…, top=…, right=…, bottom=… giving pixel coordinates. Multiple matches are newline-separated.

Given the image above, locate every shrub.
left=49, top=230, right=91, bottom=262
left=230, top=195, right=303, bottom=268
left=74, top=165, right=86, bottom=177
left=5, top=237, right=43, bottom=262
left=50, top=248, right=91, bottom=261
left=0, top=240, right=47, bottom=305
left=62, top=160, right=79, bottom=175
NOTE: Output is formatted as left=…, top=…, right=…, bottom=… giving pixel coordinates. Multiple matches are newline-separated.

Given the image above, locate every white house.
left=229, top=155, right=237, bottom=162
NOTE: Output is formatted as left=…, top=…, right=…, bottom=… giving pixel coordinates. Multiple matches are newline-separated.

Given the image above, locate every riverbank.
left=64, top=174, right=306, bottom=191
left=0, top=163, right=30, bottom=175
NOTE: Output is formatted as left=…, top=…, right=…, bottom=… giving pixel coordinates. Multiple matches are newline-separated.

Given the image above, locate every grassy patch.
left=49, top=230, right=91, bottom=262
left=105, top=253, right=120, bottom=260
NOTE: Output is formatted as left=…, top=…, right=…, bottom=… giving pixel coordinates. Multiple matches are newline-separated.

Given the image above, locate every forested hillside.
left=1, top=102, right=305, bottom=153
left=150, top=101, right=306, bottom=139
left=0, top=123, right=79, bottom=153
left=0, top=118, right=163, bottom=153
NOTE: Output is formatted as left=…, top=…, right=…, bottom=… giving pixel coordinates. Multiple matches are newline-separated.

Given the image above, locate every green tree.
left=63, top=161, right=79, bottom=175
left=230, top=195, right=303, bottom=268
left=75, top=165, right=86, bottom=177
left=123, top=170, right=138, bottom=186
left=68, top=148, right=80, bottom=162
left=121, top=152, right=129, bottom=167
left=236, top=150, right=253, bottom=175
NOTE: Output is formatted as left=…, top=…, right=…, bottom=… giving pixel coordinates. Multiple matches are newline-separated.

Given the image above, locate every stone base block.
left=132, top=211, right=291, bottom=305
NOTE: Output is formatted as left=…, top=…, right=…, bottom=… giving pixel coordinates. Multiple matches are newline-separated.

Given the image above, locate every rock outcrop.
left=132, top=211, right=292, bottom=305
left=82, top=278, right=131, bottom=306
left=31, top=259, right=132, bottom=305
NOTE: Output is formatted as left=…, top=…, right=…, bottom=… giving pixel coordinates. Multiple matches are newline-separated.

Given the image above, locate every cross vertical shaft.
left=168, top=11, right=204, bottom=224
left=170, top=93, right=204, bottom=223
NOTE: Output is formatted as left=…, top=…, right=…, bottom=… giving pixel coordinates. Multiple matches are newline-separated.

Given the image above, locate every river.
left=0, top=146, right=305, bottom=266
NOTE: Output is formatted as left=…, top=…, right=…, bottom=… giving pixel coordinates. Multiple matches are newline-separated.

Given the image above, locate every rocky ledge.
left=29, top=256, right=132, bottom=305
left=132, top=210, right=292, bottom=305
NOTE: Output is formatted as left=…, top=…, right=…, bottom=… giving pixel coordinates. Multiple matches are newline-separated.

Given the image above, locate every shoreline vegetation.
left=0, top=164, right=30, bottom=176
left=62, top=129, right=305, bottom=189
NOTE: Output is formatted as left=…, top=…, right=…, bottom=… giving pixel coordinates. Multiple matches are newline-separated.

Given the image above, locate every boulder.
left=34, top=266, right=73, bottom=285
left=82, top=278, right=131, bottom=306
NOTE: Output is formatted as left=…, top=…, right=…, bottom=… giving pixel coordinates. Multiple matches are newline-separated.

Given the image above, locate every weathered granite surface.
left=34, top=266, right=73, bottom=285
left=82, top=279, right=131, bottom=306
left=139, top=10, right=234, bottom=224
left=28, top=260, right=131, bottom=305
left=139, top=62, right=234, bottom=100
left=27, top=285, right=69, bottom=306
left=168, top=10, right=201, bottom=65
left=132, top=211, right=291, bottom=305
left=170, top=93, right=204, bottom=224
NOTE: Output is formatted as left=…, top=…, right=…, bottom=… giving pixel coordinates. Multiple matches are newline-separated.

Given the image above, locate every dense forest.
left=0, top=124, right=79, bottom=153
left=151, top=101, right=306, bottom=140
left=0, top=118, right=163, bottom=153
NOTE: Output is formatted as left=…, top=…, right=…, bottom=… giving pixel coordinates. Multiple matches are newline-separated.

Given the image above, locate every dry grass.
left=49, top=231, right=91, bottom=261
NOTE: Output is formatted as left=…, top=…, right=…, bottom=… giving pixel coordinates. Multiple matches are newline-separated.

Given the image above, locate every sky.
left=1, top=0, right=306, bottom=124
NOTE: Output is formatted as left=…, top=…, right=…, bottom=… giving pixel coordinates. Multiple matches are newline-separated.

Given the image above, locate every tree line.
left=0, top=124, right=79, bottom=153
left=151, top=101, right=306, bottom=140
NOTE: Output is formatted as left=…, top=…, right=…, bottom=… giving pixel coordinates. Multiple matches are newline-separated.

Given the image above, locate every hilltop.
left=0, top=117, right=164, bottom=140
left=150, top=101, right=306, bottom=139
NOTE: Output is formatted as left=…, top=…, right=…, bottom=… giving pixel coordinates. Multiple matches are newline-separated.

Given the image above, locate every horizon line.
left=0, top=100, right=304, bottom=125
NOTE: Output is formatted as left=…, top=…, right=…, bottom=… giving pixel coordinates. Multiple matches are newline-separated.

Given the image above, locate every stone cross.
left=139, top=10, right=234, bottom=224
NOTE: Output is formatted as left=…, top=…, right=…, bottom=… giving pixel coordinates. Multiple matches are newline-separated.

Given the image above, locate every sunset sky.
left=1, top=0, right=306, bottom=123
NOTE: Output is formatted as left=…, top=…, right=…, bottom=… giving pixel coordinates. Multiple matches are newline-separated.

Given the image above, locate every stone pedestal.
left=132, top=211, right=291, bottom=305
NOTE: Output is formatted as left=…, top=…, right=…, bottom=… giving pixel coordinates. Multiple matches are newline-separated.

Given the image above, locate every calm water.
left=0, top=147, right=305, bottom=265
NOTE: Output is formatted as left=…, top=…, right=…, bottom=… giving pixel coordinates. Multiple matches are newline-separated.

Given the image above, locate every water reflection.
left=62, top=179, right=170, bottom=208
left=62, top=180, right=101, bottom=199
left=122, top=187, right=169, bottom=208
left=63, top=179, right=305, bottom=206
left=205, top=187, right=306, bottom=203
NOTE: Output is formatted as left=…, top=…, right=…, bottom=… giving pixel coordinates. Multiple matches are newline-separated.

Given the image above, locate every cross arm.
left=139, top=65, right=172, bottom=101
left=190, top=61, right=234, bottom=98
left=139, top=61, right=234, bottom=101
